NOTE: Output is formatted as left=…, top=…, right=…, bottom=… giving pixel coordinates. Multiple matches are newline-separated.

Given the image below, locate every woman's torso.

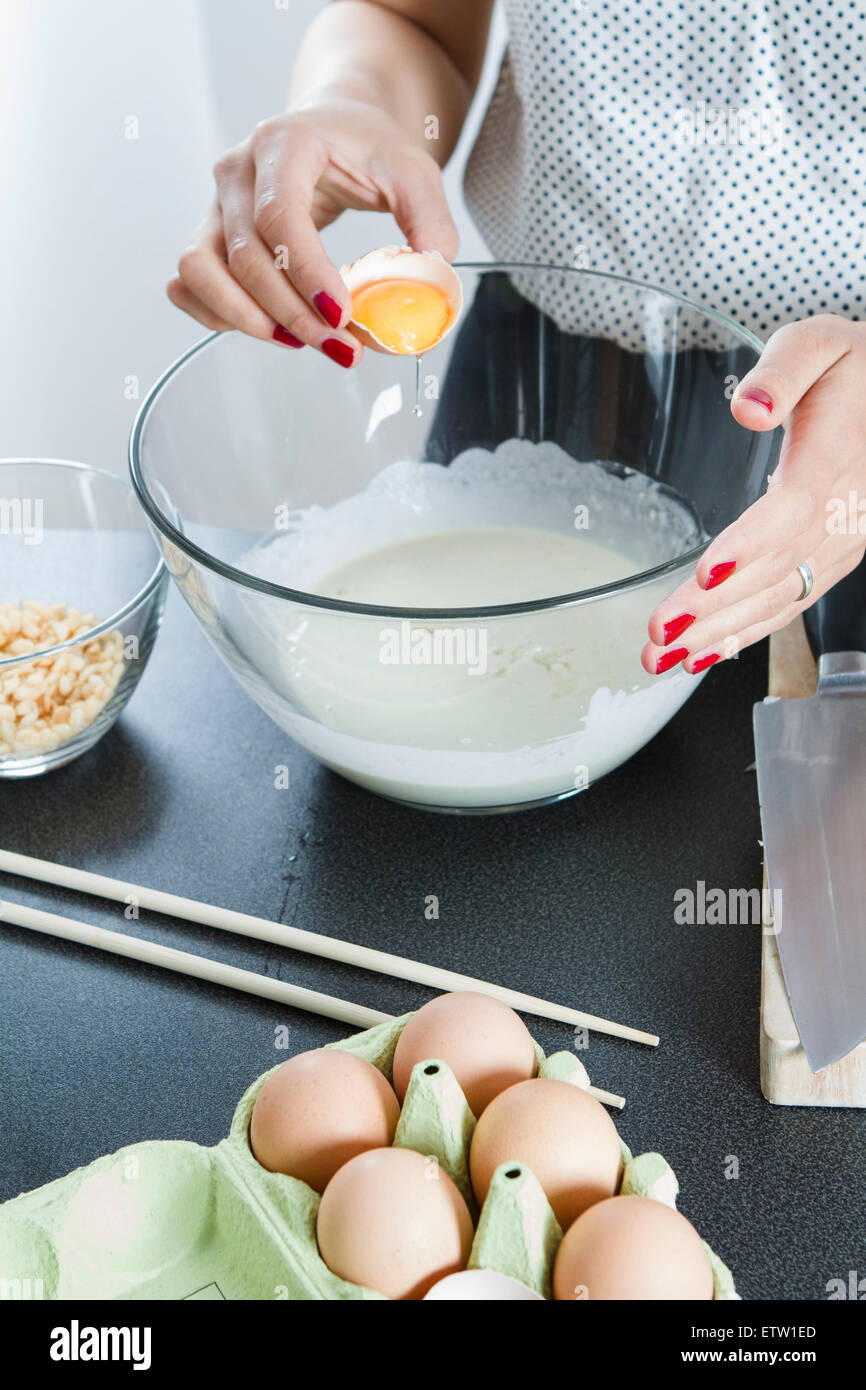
left=464, top=0, right=866, bottom=338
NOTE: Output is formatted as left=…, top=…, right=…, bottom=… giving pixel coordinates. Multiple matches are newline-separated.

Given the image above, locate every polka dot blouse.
left=464, top=0, right=866, bottom=342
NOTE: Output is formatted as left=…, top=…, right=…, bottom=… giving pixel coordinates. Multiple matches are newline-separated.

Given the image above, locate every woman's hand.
left=167, top=97, right=458, bottom=367
left=644, top=314, right=866, bottom=675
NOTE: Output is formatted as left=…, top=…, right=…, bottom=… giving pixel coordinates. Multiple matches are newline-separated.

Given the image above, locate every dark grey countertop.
left=0, top=590, right=862, bottom=1301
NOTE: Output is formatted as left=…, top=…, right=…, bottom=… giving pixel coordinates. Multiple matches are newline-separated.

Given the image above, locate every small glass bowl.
left=0, top=459, right=167, bottom=778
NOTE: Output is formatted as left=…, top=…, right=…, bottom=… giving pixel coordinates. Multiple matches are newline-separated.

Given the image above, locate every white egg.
left=423, top=1269, right=544, bottom=1301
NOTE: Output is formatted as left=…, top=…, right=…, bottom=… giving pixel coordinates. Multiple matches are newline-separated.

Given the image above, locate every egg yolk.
left=351, top=279, right=450, bottom=354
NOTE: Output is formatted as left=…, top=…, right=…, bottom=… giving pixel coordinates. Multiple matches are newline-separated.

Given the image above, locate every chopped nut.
left=0, top=601, right=125, bottom=759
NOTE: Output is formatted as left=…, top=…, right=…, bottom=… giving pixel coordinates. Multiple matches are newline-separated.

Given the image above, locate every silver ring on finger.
left=795, top=561, right=814, bottom=603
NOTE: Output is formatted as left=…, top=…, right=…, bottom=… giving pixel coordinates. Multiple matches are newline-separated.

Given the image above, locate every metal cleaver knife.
left=753, top=552, right=866, bottom=1073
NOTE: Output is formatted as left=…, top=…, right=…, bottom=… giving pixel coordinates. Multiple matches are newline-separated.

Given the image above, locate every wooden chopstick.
left=0, top=897, right=626, bottom=1110
left=0, top=898, right=389, bottom=1030
left=0, top=848, right=658, bottom=1047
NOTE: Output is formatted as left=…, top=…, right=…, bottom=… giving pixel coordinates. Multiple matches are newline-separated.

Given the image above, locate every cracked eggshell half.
left=339, top=246, right=463, bottom=355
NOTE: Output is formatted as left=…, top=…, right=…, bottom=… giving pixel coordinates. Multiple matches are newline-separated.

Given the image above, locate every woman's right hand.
left=167, top=96, right=459, bottom=367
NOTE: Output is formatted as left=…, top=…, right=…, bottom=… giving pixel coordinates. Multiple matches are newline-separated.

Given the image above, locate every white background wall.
left=0, top=0, right=504, bottom=474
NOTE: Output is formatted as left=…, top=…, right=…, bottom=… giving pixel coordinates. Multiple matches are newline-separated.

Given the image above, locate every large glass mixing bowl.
left=130, top=265, right=778, bottom=813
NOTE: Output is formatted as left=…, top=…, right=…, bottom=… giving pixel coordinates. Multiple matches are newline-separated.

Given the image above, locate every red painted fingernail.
left=314, top=291, right=343, bottom=328
left=739, top=387, right=774, bottom=412
left=273, top=325, right=303, bottom=348
left=691, top=652, right=721, bottom=673
left=704, top=560, right=737, bottom=590
left=663, top=612, right=695, bottom=645
left=656, top=646, right=688, bottom=674
left=322, top=337, right=354, bottom=368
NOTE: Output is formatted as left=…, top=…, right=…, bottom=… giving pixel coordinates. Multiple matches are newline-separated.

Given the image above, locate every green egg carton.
left=0, top=1014, right=739, bottom=1300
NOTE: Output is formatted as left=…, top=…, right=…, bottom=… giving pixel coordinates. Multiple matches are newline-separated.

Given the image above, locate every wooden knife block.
left=760, top=616, right=866, bottom=1106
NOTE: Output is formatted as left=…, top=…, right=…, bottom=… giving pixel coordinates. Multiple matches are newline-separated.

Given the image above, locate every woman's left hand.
left=643, top=314, right=866, bottom=676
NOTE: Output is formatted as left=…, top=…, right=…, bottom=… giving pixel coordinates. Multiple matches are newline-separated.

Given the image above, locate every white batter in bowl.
left=233, top=442, right=703, bottom=810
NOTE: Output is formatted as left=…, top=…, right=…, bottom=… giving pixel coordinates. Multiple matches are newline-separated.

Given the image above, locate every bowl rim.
left=0, top=457, right=167, bottom=669
left=129, top=262, right=771, bottom=621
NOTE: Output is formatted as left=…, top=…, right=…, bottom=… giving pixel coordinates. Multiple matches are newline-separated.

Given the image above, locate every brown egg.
left=317, top=1147, right=474, bottom=1299
left=249, top=1049, right=399, bottom=1192
left=392, top=991, right=538, bottom=1117
left=469, top=1078, right=622, bottom=1230
left=553, top=1194, right=714, bottom=1300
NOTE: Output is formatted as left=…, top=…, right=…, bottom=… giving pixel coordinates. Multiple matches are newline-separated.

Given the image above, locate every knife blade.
left=753, top=552, right=866, bottom=1073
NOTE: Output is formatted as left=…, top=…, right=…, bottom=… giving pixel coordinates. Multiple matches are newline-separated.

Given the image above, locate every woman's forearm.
left=170, top=0, right=488, bottom=350
left=288, top=0, right=493, bottom=165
